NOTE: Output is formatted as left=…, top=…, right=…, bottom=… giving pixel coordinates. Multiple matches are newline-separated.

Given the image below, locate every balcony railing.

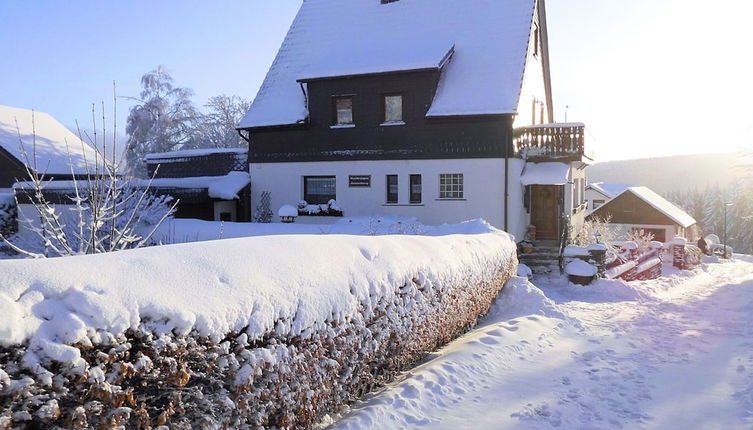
left=514, top=122, right=591, bottom=162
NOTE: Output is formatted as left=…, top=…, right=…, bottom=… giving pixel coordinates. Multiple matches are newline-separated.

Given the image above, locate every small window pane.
left=410, top=174, right=422, bottom=204
left=304, top=176, right=336, bottom=204
left=335, top=97, right=353, bottom=124
left=386, top=175, right=398, bottom=204
left=384, top=95, right=403, bottom=123
left=439, top=173, right=463, bottom=199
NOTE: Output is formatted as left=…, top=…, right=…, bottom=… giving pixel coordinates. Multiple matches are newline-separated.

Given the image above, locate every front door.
left=531, top=185, right=561, bottom=240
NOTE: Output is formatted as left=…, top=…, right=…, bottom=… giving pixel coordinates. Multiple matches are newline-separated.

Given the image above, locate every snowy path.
left=327, top=257, right=753, bottom=429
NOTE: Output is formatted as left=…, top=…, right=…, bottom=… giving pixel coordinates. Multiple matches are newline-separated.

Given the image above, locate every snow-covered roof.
left=14, top=172, right=251, bottom=201
left=238, top=0, right=537, bottom=128
left=616, top=186, right=696, bottom=228
left=145, top=147, right=247, bottom=162
left=298, top=41, right=455, bottom=82
left=587, top=182, right=637, bottom=199
left=520, top=162, right=570, bottom=186
left=0, top=105, right=99, bottom=175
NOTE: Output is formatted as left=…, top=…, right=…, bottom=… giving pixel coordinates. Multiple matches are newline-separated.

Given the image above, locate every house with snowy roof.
left=237, top=0, right=593, bottom=242
left=586, top=186, right=696, bottom=242
left=0, top=105, right=98, bottom=194
left=144, top=148, right=250, bottom=221
left=585, top=182, right=637, bottom=211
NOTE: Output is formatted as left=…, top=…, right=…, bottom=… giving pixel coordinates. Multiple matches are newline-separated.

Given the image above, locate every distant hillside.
left=587, top=152, right=749, bottom=194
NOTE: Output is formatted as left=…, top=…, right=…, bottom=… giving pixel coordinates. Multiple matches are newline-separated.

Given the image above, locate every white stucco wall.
left=585, top=188, right=610, bottom=211
left=250, top=158, right=527, bottom=240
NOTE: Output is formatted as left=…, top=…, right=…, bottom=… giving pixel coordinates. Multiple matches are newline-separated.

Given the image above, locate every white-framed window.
left=333, top=96, right=354, bottom=125
left=592, top=199, right=605, bottom=209
left=383, top=94, right=403, bottom=124
left=303, top=176, right=336, bottom=204
left=439, top=173, right=463, bottom=199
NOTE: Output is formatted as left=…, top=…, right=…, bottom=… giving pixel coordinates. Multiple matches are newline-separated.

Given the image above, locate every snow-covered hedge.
left=0, top=194, right=17, bottom=237
left=0, top=228, right=516, bottom=428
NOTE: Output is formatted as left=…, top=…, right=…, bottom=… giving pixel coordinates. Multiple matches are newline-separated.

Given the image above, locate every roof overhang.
left=297, top=43, right=455, bottom=83
left=520, top=162, right=570, bottom=186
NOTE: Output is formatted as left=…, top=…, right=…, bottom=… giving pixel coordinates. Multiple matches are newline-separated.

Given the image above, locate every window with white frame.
left=333, top=96, right=354, bottom=125
left=383, top=94, right=403, bottom=124
left=439, top=174, right=463, bottom=199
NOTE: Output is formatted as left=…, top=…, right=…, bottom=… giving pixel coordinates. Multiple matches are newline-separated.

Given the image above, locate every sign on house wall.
left=349, top=175, right=371, bottom=187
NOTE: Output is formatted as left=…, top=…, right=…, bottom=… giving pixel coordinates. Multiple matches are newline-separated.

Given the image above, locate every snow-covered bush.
left=298, top=199, right=344, bottom=217
left=0, top=231, right=516, bottom=428
left=570, top=216, right=618, bottom=247
left=2, top=104, right=176, bottom=258
left=0, top=195, right=17, bottom=237
left=626, top=228, right=655, bottom=254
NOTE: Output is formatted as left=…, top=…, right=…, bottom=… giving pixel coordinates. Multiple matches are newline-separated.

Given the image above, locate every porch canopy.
left=520, top=162, right=570, bottom=186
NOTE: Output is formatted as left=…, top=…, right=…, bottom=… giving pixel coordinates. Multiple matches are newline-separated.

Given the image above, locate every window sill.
left=382, top=203, right=424, bottom=207
left=436, top=198, right=466, bottom=201
left=380, top=121, right=406, bottom=127
left=330, top=124, right=356, bottom=129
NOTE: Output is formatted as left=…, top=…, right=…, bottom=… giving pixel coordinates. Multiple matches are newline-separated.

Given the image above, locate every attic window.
left=333, top=96, right=354, bottom=125
left=382, top=94, right=403, bottom=124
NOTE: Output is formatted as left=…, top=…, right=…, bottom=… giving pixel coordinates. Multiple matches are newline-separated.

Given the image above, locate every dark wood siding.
left=244, top=70, right=515, bottom=163
left=147, top=151, right=247, bottom=178
left=586, top=192, right=679, bottom=226
left=0, top=147, right=30, bottom=188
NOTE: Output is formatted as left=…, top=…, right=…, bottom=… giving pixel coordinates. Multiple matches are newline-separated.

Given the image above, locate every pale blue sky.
left=2, top=1, right=751, bottom=161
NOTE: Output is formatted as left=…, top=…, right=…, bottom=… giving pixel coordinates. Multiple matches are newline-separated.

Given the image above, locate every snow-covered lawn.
left=328, top=257, right=753, bottom=429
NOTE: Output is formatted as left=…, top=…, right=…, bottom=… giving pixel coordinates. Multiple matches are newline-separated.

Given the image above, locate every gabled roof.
left=595, top=186, right=696, bottom=228
left=239, top=0, right=538, bottom=129
left=0, top=105, right=98, bottom=175
left=587, top=182, right=637, bottom=199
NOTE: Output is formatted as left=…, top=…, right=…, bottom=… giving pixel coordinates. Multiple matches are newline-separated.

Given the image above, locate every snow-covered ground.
left=155, top=216, right=495, bottom=244
left=328, top=257, right=753, bottom=429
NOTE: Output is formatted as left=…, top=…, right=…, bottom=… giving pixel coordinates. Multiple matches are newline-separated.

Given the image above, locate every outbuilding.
left=586, top=186, right=696, bottom=242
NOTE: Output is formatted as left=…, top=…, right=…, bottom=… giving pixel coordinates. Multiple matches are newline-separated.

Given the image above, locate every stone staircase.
left=518, top=241, right=562, bottom=276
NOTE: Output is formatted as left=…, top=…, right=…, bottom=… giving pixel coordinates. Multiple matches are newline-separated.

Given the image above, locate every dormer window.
left=382, top=94, right=404, bottom=125
left=333, top=96, right=354, bottom=126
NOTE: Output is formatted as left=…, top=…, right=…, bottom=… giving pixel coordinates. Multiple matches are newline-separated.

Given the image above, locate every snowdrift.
left=0, top=228, right=516, bottom=428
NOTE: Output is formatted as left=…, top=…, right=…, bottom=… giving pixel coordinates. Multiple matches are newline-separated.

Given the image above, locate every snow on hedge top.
left=0, top=105, right=99, bottom=175
left=620, top=186, right=696, bottom=228
left=0, top=226, right=514, bottom=366
left=238, top=0, right=536, bottom=128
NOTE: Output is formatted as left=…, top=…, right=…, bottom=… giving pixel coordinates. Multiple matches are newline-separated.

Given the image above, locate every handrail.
left=558, top=214, right=571, bottom=274
left=514, top=124, right=586, bottom=158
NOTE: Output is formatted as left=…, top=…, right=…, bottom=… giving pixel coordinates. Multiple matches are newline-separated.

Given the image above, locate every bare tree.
left=125, top=66, right=200, bottom=177
left=189, top=94, right=251, bottom=149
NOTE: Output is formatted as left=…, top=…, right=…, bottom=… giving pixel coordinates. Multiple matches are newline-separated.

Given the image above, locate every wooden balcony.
left=514, top=123, right=593, bottom=163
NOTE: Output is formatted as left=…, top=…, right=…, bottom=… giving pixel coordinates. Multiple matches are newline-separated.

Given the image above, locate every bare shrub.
left=626, top=229, right=655, bottom=254
left=570, top=216, right=618, bottom=246
left=1, top=93, right=177, bottom=258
